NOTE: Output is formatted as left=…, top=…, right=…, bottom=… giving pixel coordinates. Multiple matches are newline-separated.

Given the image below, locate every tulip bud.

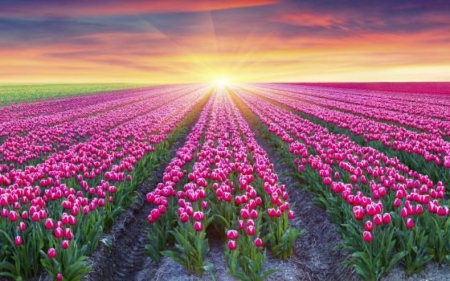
left=54, top=227, right=63, bottom=239
left=382, top=213, right=391, bottom=224
left=228, top=240, right=237, bottom=250
left=45, top=218, right=54, bottom=230
left=353, top=206, right=365, bottom=220
left=437, top=206, right=447, bottom=216
left=227, top=230, right=238, bottom=240
left=400, top=207, right=408, bottom=218
left=62, top=240, right=70, bottom=250
left=193, top=211, right=204, bottom=221
left=8, top=211, right=18, bottom=222
left=180, top=212, right=189, bottom=223
left=19, top=222, right=26, bottom=232
left=288, top=210, right=295, bottom=219
left=393, top=198, right=401, bottom=208
left=255, top=237, right=263, bottom=247
left=48, top=248, right=57, bottom=259
left=364, top=221, right=374, bottom=232
left=64, top=228, right=73, bottom=240
left=246, top=225, right=256, bottom=236
left=373, top=214, right=383, bottom=226
left=363, top=231, right=372, bottom=243
left=406, top=218, right=414, bottom=229
left=14, top=236, right=22, bottom=246
left=416, top=204, right=424, bottom=214
left=194, top=221, right=203, bottom=232
left=240, top=208, right=250, bottom=219
left=323, top=177, right=332, bottom=185
left=250, top=209, right=258, bottom=219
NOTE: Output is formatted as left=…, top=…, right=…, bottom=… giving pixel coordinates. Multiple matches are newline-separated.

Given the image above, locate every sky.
left=1, top=0, right=450, bottom=84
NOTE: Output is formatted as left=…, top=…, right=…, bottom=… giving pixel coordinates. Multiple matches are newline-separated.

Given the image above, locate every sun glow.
left=215, top=77, right=230, bottom=87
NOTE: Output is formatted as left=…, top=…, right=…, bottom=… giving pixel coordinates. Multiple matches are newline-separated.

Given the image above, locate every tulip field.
left=1, top=83, right=450, bottom=281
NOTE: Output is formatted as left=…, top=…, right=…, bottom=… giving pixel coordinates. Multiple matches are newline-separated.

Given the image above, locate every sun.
left=214, top=77, right=230, bottom=87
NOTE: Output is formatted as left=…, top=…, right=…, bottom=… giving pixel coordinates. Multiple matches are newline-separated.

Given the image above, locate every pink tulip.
left=45, top=218, right=54, bottom=230
left=19, top=222, right=26, bottom=232
left=193, top=211, right=204, bottom=221
left=373, top=214, right=383, bottom=226
left=382, top=213, right=391, bottom=224
left=8, top=211, right=18, bottom=222
left=194, top=221, right=203, bottom=232
left=401, top=207, right=408, bottom=218
left=227, top=230, right=238, bottom=240
left=364, top=221, right=374, bottom=232
left=363, top=231, right=372, bottom=243
left=246, top=225, right=256, bottom=236
left=323, top=177, right=332, bottom=185
left=255, top=237, right=263, bottom=247
left=180, top=212, right=189, bottom=223
left=62, top=240, right=70, bottom=250
left=228, top=240, right=237, bottom=250
left=14, top=236, right=22, bottom=246
left=406, top=218, right=414, bottom=229
left=353, top=206, right=365, bottom=220
left=48, top=248, right=57, bottom=259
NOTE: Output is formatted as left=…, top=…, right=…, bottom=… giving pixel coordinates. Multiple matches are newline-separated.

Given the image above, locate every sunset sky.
left=1, top=0, right=450, bottom=84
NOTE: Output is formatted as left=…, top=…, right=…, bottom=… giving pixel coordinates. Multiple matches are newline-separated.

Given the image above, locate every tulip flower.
left=363, top=231, right=372, bottom=243
left=255, top=238, right=263, bottom=247
left=194, top=221, right=203, bottom=232
left=14, top=236, right=22, bottom=246
left=19, top=221, right=26, bottom=232
left=179, top=212, right=189, bottom=223
left=227, top=230, right=238, bottom=240
left=382, top=213, right=391, bottom=224
left=353, top=206, right=365, bottom=221
left=373, top=214, right=383, bottom=226
left=228, top=240, right=237, bottom=250
left=62, top=240, right=70, bottom=250
left=401, top=207, right=408, bottom=218
left=193, top=211, right=204, bottom=221
left=8, top=210, right=18, bottom=222
left=54, top=227, right=64, bottom=239
left=48, top=248, right=57, bottom=259
left=45, top=218, right=54, bottom=230
left=246, top=225, right=256, bottom=236
left=406, top=218, right=414, bottom=229
left=364, top=221, right=374, bottom=232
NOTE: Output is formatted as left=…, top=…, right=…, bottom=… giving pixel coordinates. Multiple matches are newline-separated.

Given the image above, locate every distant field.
left=292, top=82, right=450, bottom=95
left=0, top=83, right=150, bottom=104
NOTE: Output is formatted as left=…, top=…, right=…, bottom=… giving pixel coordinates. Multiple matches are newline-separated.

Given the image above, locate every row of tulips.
left=241, top=85, right=450, bottom=187
left=251, top=84, right=450, bottom=137
left=145, top=87, right=301, bottom=280
left=260, top=83, right=450, bottom=122
left=231, top=86, right=450, bottom=280
left=0, top=86, right=211, bottom=280
left=0, top=85, right=200, bottom=168
left=244, top=84, right=450, bottom=166
left=0, top=84, right=192, bottom=126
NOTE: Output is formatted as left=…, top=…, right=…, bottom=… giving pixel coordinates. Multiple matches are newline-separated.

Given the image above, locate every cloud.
left=0, top=0, right=278, bottom=17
